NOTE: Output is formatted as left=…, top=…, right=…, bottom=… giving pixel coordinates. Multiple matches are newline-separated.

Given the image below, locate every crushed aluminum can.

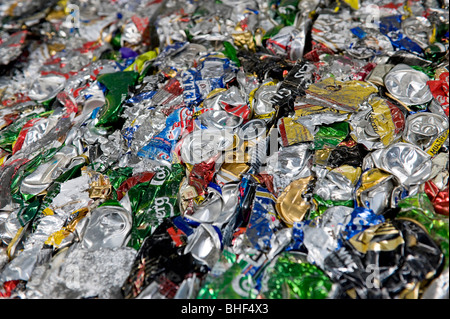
left=258, top=250, right=332, bottom=299
left=311, top=9, right=357, bottom=53
left=245, top=186, right=282, bottom=253
left=264, top=143, right=313, bottom=196
left=313, top=168, right=357, bottom=203
left=356, top=168, right=398, bottom=215
left=401, top=16, right=433, bottom=50
left=376, top=142, right=433, bottom=187
left=28, top=73, right=68, bottom=103
left=213, top=182, right=240, bottom=227
left=180, top=128, right=234, bottom=165
left=305, top=77, right=378, bottom=113
left=80, top=202, right=132, bottom=251
left=198, top=109, right=243, bottom=131
left=403, top=112, right=449, bottom=157
left=275, top=175, right=315, bottom=226
left=350, top=96, right=406, bottom=150
left=324, top=218, right=443, bottom=299
left=237, top=119, right=266, bottom=142
left=251, top=82, right=277, bottom=122
left=20, top=145, right=79, bottom=196
left=0, top=173, right=93, bottom=282
left=384, top=64, right=434, bottom=106
left=1, top=0, right=449, bottom=302
left=366, top=63, right=395, bottom=86
left=184, top=186, right=223, bottom=224
left=266, top=25, right=309, bottom=62
left=299, top=206, right=354, bottom=268
left=184, top=223, right=222, bottom=269
left=217, top=86, right=253, bottom=122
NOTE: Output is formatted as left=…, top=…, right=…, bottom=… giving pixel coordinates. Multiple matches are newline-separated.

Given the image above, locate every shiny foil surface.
left=0, top=0, right=448, bottom=301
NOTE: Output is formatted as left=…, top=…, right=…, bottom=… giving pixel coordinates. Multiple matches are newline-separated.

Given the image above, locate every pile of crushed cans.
left=0, top=0, right=448, bottom=299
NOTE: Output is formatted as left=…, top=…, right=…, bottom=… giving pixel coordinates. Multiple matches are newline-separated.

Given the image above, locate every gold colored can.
left=368, top=96, right=406, bottom=147
left=81, top=167, right=112, bottom=199
left=216, top=137, right=250, bottom=185
left=220, top=162, right=250, bottom=177
left=224, top=134, right=248, bottom=163
left=276, top=176, right=314, bottom=226
left=216, top=162, right=250, bottom=186
left=45, top=207, right=89, bottom=248
left=89, top=175, right=112, bottom=199
left=330, top=165, right=362, bottom=185
left=355, top=168, right=392, bottom=207
left=314, top=148, right=332, bottom=166
left=232, top=30, right=255, bottom=52
left=279, top=103, right=350, bottom=147
left=278, top=116, right=314, bottom=147
left=294, top=104, right=349, bottom=117
left=305, top=77, right=378, bottom=112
